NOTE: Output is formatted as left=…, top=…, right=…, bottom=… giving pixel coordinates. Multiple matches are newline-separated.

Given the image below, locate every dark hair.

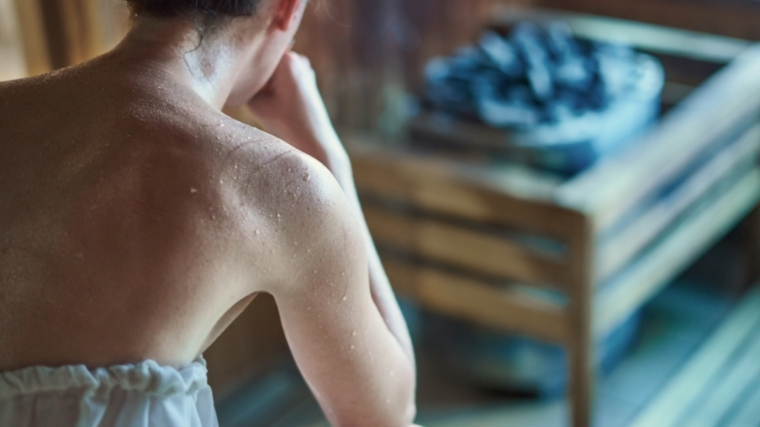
left=126, top=0, right=263, bottom=19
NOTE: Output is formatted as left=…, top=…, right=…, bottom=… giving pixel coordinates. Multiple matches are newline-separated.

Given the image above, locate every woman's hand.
left=247, top=52, right=348, bottom=170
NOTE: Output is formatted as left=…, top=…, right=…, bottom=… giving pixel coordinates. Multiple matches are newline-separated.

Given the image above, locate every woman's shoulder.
left=213, top=120, right=349, bottom=234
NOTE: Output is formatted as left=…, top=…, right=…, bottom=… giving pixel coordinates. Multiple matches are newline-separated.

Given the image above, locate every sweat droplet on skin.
left=190, top=188, right=198, bottom=194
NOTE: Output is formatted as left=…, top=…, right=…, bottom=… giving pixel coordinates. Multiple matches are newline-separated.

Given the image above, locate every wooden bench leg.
left=568, top=325, right=593, bottom=427
left=568, top=212, right=594, bottom=427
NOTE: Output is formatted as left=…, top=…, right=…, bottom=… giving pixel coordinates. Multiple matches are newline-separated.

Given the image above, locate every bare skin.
left=0, top=0, right=416, bottom=425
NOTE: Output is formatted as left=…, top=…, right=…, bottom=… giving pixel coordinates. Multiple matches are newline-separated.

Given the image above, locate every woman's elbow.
left=396, top=362, right=418, bottom=427
left=401, top=400, right=417, bottom=427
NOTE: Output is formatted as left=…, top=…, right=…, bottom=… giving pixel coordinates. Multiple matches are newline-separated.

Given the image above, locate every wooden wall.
left=296, top=0, right=519, bottom=133
left=0, top=0, right=27, bottom=79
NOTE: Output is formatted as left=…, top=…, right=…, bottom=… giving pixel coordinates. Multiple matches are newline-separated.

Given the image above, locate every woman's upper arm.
left=266, top=163, right=416, bottom=427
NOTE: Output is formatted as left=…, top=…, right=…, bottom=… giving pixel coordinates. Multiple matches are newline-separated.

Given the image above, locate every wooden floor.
left=630, top=285, right=760, bottom=427
left=215, top=236, right=757, bottom=427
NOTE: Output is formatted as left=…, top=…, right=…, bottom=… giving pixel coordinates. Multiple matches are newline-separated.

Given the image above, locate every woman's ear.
left=272, top=0, right=303, bottom=31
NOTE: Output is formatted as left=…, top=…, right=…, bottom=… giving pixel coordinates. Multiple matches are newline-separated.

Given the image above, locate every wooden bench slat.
left=365, top=206, right=569, bottom=288
left=351, top=144, right=577, bottom=239
left=382, top=258, right=569, bottom=344
left=558, top=45, right=760, bottom=232
left=363, top=207, right=416, bottom=253
left=594, top=168, right=760, bottom=338
left=629, top=285, right=760, bottom=427
left=596, top=123, right=760, bottom=283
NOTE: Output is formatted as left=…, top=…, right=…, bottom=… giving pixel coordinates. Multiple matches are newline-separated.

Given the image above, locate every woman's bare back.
left=0, top=56, right=312, bottom=371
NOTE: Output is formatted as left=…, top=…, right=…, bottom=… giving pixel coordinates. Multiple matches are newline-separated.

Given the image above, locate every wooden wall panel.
left=0, top=0, right=29, bottom=79
left=296, top=0, right=531, bottom=132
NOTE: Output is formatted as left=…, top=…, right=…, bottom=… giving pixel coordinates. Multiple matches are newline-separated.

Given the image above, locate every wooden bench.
left=349, top=9, right=760, bottom=427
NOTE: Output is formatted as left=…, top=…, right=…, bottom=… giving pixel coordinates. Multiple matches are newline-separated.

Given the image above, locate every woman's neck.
left=113, top=16, right=262, bottom=110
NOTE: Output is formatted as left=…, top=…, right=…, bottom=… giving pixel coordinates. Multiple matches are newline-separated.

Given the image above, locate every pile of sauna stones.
left=424, top=22, right=642, bottom=129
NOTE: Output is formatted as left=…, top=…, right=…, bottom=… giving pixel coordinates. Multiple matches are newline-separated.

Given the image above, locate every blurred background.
left=3, top=0, right=760, bottom=426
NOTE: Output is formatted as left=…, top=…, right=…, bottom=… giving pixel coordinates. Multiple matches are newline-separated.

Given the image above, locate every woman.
left=0, top=0, right=417, bottom=426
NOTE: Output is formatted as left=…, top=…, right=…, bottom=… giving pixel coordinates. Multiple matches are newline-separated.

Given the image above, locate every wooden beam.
left=383, top=258, right=570, bottom=344
left=594, top=168, right=760, bottom=338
